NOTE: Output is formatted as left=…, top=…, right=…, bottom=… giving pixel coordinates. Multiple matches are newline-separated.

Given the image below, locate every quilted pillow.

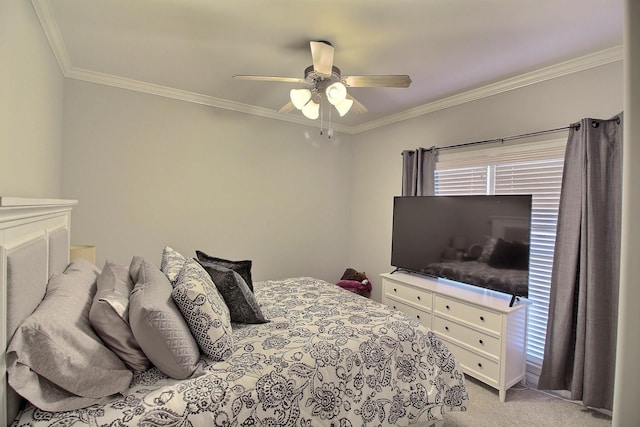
left=7, top=259, right=133, bottom=411
left=160, top=246, right=186, bottom=284
left=129, top=259, right=200, bottom=379
left=195, top=250, right=254, bottom=292
left=199, top=261, right=268, bottom=324
left=89, top=260, right=150, bottom=372
left=172, top=258, right=234, bottom=361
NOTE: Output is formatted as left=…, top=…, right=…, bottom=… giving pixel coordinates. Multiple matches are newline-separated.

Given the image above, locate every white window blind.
left=434, top=139, right=565, bottom=366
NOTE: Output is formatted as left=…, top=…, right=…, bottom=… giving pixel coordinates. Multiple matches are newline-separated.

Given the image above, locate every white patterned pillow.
left=160, top=246, right=186, bottom=284
left=478, top=236, right=498, bottom=263
left=172, top=258, right=234, bottom=361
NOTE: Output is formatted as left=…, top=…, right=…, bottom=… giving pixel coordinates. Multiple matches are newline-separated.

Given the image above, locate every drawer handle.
left=393, top=305, right=397, bottom=309
left=416, top=315, right=420, bottom=319
left=445, top=305, right=451, bottom=310
left=479, top=339, right=484, bottom=345
left=477, top=362, right=483, bottom=369
left=393, top=288, right=397, bottom=292
left=480, top=316, right=485, bottom=321
left=417, top=295, right=421, bottom=301
left=444, top=326, right=449, bottom=331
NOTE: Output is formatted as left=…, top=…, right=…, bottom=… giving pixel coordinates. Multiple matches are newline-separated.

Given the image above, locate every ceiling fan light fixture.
left=326, top=82, right=347, bottom=105
left=290, top=89, right=312, bottom=110
left=302, top=99, right=320, bottom=120
left=334, top=98, right=354, bottom=117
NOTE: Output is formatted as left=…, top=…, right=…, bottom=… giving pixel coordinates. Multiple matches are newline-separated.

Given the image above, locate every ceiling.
left=33, top=0, right=623, bottom=133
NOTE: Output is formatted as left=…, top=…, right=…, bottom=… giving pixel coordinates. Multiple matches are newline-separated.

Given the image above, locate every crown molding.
left=68, top=66, right=353, bottom=133
left=352, top=45, right=623, bottom=134
left=31, top=0, right=73, bottom=73
left=65, top=67, right=355, bottom=132
left=32, top=0, right=621, bottom=136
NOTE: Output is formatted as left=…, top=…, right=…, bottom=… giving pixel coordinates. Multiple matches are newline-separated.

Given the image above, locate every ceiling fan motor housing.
left=304, top=65, right=343, bottom=87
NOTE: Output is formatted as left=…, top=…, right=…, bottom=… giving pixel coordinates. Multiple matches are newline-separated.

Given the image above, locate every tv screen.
left=391, top=195, right=532, bottom=301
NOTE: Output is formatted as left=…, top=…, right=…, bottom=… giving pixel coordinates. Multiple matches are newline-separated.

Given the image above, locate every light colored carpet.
left=443, top=376, right=612, bottom=426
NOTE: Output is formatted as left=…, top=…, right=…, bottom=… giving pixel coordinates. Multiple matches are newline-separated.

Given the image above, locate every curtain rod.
left=433, top=115, right=621, bottom=153
left=435, top=125, right=576, bottom=152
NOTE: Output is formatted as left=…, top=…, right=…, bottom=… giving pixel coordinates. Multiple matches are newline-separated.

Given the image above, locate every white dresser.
left=381, top=272, right=529, bottom=402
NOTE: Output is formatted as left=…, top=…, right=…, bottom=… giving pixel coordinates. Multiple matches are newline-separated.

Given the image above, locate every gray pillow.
left=160, top=246, right=186, bottom=284
left=172, top=258, right=234, bottom=361
left=199, top=262, right=268, bottom=324
left=129, top=255, right=144, bottom=284
left=7, top=259, right=133, bottom=411
left=89, top=260, right=150, bottom=372
left=129, top=259, right=200, bottom=379
left=195, top=250, right=254, bottom=292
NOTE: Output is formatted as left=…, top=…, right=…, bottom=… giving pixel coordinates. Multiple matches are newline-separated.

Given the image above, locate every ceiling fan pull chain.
left=327, top=102, right=333, bottom=139
left=320, top=99, right=324, bottom=135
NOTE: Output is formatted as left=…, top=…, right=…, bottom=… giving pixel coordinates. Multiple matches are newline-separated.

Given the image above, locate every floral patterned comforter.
left=13, top=277, right=468, bottom=427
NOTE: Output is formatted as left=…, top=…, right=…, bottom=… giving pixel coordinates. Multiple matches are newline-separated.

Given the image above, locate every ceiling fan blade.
left=278, top=101, right=295, bottom=113
left=343, top=75, right=412, bottom=88
left=233, top=75, right=306, bottom=84
left=346, top=94, right=368, bottom=113
left=310, top=41, right=334, bottom=77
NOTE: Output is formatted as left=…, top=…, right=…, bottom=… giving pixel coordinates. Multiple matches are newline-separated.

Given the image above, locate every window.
left=434, top=139, right=565, bottom=366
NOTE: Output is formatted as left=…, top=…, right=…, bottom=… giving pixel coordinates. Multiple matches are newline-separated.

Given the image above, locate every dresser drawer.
left=385, top=281, right=432, bottom=309
left=388, top=299, right=432, bottom=329
left=433, top=315, right=501, bottom=357
left=442, top=339, right=500, bottom=385
left=434, top=295, right=501, bottom=334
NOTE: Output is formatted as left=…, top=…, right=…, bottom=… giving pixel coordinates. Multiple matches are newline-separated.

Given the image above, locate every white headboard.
left=0, top=197, right=77, bottom=426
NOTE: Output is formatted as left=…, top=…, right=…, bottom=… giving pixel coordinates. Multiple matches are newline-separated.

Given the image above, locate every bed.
left=1, top=198, right=468, bottom=427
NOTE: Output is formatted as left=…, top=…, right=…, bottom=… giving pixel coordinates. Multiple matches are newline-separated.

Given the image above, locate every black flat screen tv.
left=391, top=195, right=532, bottom=305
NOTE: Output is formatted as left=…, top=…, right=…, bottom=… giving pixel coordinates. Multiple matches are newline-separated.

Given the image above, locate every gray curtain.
left=401, top=147, right=436, bottom=196
left=538, top=114, right=623, bottom=410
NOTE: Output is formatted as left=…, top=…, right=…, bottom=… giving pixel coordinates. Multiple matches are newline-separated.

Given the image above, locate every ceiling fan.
left=233, top=41, right=411, bottom=120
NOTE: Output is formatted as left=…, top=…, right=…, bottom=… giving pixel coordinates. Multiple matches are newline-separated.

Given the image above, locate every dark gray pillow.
left=199, top=262, right=268, bottom=324
left=195, top=250, right=253, bottom=292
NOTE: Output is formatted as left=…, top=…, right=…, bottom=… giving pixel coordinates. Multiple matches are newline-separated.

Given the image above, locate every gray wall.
left=0, top=1, right=63, bottom=198
left=61, top=80, right=352, bottom=283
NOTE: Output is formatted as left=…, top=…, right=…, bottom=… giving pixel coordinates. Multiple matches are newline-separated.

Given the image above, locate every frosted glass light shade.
left=302, top=100, right=320, bottom=119
left=326, top=82, right=347, bottom=105
left=334, top=98, right=353, bottom=117
left=290, top=89, right=312, bottom=110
